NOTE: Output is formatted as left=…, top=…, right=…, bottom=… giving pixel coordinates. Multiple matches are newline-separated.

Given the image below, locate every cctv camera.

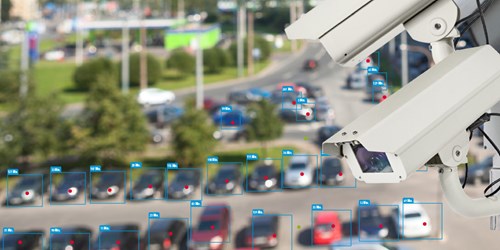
left=285, top=0, right=458, bottom=67
left=323, top=45, right=500, bottom=183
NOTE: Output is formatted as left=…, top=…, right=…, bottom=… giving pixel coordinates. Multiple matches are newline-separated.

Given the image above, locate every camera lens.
left=352, top=144, right=393, bottom=173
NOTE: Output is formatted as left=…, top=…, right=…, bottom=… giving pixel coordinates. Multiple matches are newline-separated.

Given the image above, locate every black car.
left=206, top=165, right=242, bottom=194
left=2, top=230, right=45, bottom=250
left=356, top=205, right=389, bottom=238
left=93, top=224, right=140, bottom=250
left=303, top=59, right=319, bottom=71
left=320, top=158, right=344, bottom=186
left=248, top=164, right=279, bottom=191
left=49, top=226, right=92, bottom=250
left=4, top=174, right=48, bottom=206
left=130, top=170, right=164, bottom=200
left=296, top=82, right=324, bottom=99
left=317, top=126, right=342, bottom=145
left=245, top=216, right=280, bottom=248
left=51, top=171, right=87, bottom=202
left=460, top=157, right=493, bottom=185
left=144, top=219, right=187, bottom=250
left=168, top=170, right=201, bottom=199
left=90, top=172, right=125, bottom=200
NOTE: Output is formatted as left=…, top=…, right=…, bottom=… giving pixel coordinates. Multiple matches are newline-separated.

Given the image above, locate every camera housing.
left=323, top=46, right=500, bottom=183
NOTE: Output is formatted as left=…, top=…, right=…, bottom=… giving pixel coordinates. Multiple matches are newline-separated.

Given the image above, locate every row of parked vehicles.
left=1, top=200, right=432, bottom=250
left=2, top=156, right=346, bottom=206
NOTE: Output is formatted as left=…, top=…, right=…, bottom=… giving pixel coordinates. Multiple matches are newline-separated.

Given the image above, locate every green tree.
left=1, top=0, right=11, bottom=22
left=166, top=49, right=196, bottom=77
left=0, top=93, right=65, bottom=166
left=73, top=57, right=116, bottom=91
left=125, top=53, right=162, bottom=87
left=74, top=74, right=149, bottom=163
left=171, top=98, right=218, bottom=167
left=246, top=100, right=284, bottom=155
left=0, top=70, right=19, bottom=103
left=203, top=47, right=231, bottom=74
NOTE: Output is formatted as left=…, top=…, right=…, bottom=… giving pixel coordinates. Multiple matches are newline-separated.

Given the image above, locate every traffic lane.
left=174, top=43, right=327, bottom=105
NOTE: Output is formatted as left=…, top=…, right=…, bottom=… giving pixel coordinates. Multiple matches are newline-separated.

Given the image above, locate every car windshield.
left=99, top=173, right=121, bottom=183
left=290, top=163, right=306, bottom=170
left=16, top=176, right=39, bottom=187
left=98, top=232, right=130, bottom=248
left=198, top=220, right=220, bottom=231
left=405, top=212, right=422, bottom=219
left=175, top=172, right=194, bottom=182
left=3, top=234, right=40, bottom=250
left=253, top=221, right=274, bottom=235
left=323, top=160, right=341, bottom=174
left=315, top=223, right=333, bottom=232
left=216, top=169, right=237, bottom=180
left=253, top=166, right=274, bottom=178
left=360, top=208, right=381, bottom=222
left=136, top=173, right=160, bottom=186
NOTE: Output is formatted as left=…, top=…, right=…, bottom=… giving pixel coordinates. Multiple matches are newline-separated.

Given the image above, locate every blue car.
left=356, top=204, right=390, bottom=239
left=212, top=107, right=252, bottom=127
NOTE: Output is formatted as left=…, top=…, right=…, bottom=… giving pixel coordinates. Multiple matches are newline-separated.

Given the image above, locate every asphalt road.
left=2, top=43, right=499, bottom=250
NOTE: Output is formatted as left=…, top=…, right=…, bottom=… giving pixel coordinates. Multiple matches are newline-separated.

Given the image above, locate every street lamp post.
left=195, top=17, right=204, bottom=110
left=121, top=19, right=130, bottom=94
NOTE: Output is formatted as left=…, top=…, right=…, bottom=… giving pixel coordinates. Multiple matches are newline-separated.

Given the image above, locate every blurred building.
left=10, top=0, right=39, bottom=20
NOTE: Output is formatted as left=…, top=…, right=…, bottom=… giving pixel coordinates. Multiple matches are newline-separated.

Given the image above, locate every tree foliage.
left=246, top=100, right=284, bottom=153
left=203, top=47, right=231, bottom=74
left=126, top=53, right=162, bottom=87
left=166, top=49, right=196, bottom=77
left=0, top=93, right=65, bottom=166
left=72, top=74, right=149, bottom=163
left=171, top=98, right=218, bottom=167
left=73, top=57, right=116, bottom=91
left=0, top=70, right=20, bottom=103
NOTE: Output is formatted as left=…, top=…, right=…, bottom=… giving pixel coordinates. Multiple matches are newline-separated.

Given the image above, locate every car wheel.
left=153, top=134, right=163, bottom=143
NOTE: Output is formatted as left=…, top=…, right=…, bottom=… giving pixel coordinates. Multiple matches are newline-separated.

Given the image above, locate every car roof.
left=315, top=212, right=339, bottom=223
left=252, top=215, right=277, bottom=224
left=290, top=155, right=309, bottom=163
left=108, top=224, right=139, bottom=231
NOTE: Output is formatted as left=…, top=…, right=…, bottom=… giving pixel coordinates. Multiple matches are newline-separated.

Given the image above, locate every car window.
left=405, top=212, right=421, bottom=219
left=198, top=220, right=220, bottom=231
left=290, top=163, right=306, bottom=170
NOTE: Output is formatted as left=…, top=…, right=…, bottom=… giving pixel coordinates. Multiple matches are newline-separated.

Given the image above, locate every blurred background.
left=0, top=0, right=499, bottom=249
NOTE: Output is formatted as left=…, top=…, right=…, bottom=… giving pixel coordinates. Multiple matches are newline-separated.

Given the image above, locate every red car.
left=190, top=203, right=230, bottom=250
left=276, top=82, right=307, bottom=97
left=313, top=212, right=342, bottom=245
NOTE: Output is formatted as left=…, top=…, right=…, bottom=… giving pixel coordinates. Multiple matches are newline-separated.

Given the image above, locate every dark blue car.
left=212, top=107, right=251, bottom=127
left=356, top=204, right=390, bottom=239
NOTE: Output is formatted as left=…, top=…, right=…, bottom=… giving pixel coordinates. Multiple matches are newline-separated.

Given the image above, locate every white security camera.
left=287, top=0, right=500, bottom=218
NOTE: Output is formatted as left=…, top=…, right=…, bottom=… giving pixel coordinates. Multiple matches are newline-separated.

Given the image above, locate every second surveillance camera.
left=322, top=46, right=500, bottom=183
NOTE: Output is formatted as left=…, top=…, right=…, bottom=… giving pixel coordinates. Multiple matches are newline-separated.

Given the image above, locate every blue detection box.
left=147, top=213, right=189, bottom=250
left=128, top=162, right=166, bottom=201
left=245, top=154, right=284, bottom=193
left=2, top=228, right=45, bottom=249
left=357, top=200, right=400, bottom=243
left=205, top=157, right=245, bottom=196
left=310, top=205, right=353, bottom=248
left=5, top=171, right=45, bottom=208
left=189, top=203, right=232, bottom=246
left=49, top=166, right=87, bottom=206
left=319, top=153, right=357, bottom=189
left=49, top=227, right=91, bottom=250
left=250, top=210, right=293, bottom=249
left=165, top=165, right=203, bottom=202
left=89, top=167, right=127, bottom=204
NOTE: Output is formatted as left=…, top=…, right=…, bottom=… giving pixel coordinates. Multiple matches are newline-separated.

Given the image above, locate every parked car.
left=315, top=97, right=336, bottom=121
left=303, top=59, right=319, bottom=71
left=129, top=170, right=164, bottom=200
left=204, top=98, right=226, bottom=115
left=320, top=158, right=344, bottom=186
left=1, top=230, right=45, bottom=250
left=356, top=205, right=389, bottom=238
left=212, top=107, right=252, bottom=127
left=313, top=211, right=342, bottom=245
left=248, top=164, right=279, bottom=191
left=190, top=204, right=231, bottom=250
left=276, top=82, right=307, bottom=97
left=90, top=172, right=125, bottom=200
left=391, top=203, right=432, bottom=238
left=346, top=70, right=367, bottom=89
left=317, top=125, right=342, bottom=145
left=284, top=155, right=316, bottom=188
left=50, top=171, right=87, bottom=202
left=245, top=215, right=279, bottom=248
left=168, top=169, right=201, bottom=199
left=279, top=103, right=314, bottom=122
left=144, top=104, right=184, bottom=128
left=296, top=82, right=324, bottom=99
left=460, top=156, right=493, bottom=185
left=93, top=224, right=140, bottom=250
left=49, top=226, right=92, bottom=250
left=143, top=219, right=187, bottom=250
left=365, top=75, right=389, bottom=103
left=206, top=165, right=242, bottom=194
left=4, top=173, right=48, bottom=206
left=137, top=88, right=175, bottom=106
left=228, top=88, right=271, bottom=104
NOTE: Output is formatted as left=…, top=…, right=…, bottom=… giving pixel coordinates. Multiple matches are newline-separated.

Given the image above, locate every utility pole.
left=247, top=3, right=255, bottom=76
left=237, top=0, right=246, bottom=77
left=121, top=19, right=130, bottom=94
left=19, top=24, right=29, bottom=98
left=75, top=0, right=84, bottom=65
left=140, top=21, right=148, bottom=90
left=178, top=0, right=185, bottom=20
left=195, top=26, right=204, bottom=110
left=290, top=0, right=298, bottom=52
left=400, top=31, right=409, bottom=86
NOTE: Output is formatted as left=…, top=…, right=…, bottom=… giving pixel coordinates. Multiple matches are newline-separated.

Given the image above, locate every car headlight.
left=210, top=236, right=223, bottom=249
left=226, top=182, right=234, bottom=190
left=22, top=189, right=35, bottom=201
left=378, top=228, right=389, bottom=238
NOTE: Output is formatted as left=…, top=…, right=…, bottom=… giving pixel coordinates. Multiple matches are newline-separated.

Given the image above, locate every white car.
left=137, top=88, right=175, bottom=106
left=392, top=203, right=432, bottom=238
left=284, top=155, right=315, bottom=188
